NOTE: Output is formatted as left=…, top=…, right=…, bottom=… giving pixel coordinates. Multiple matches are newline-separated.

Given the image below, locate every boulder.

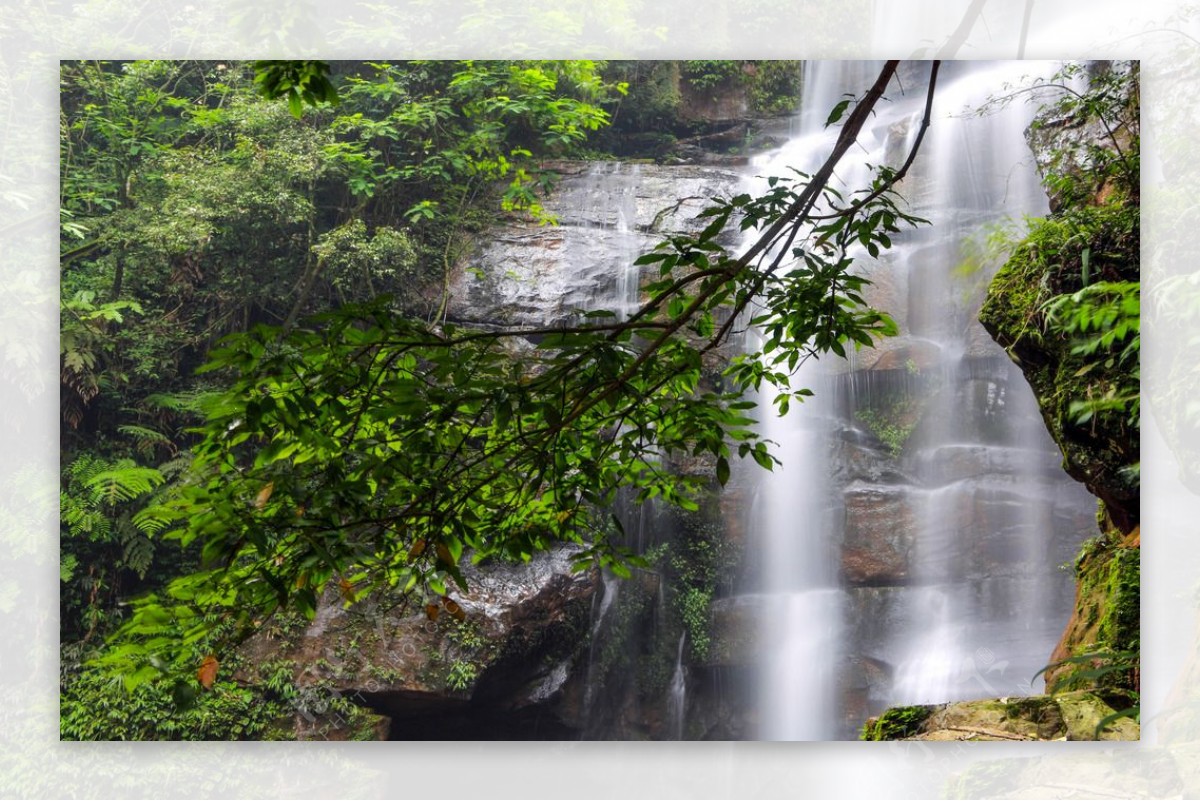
left=863, top=691, right=1138, bottom=741
left=244, top=545, right=599, bottom=739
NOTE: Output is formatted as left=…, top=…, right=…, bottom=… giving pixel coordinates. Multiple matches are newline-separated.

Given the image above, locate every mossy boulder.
left=978, top=200, right=1139, bottom=535
left=1056, top=689, right=1140, bottom=741
left=861, top=704, right=934, bottom=740
left=863, top=692, right=1138, bottom=741
left=1046, top=532, right=1140, bottom=692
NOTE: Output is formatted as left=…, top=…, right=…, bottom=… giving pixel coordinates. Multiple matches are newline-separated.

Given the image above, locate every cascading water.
left=486, top=63, right=1099, bottom=740
left=745, top=61, right=1098, bottom=738
left=575, top=161, right=645, bottom=321
left=667, top=632, right=688, bottom=740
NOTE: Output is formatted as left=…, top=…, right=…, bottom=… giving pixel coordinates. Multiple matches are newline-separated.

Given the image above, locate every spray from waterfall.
left=744, top=61, right=1097, bottom=738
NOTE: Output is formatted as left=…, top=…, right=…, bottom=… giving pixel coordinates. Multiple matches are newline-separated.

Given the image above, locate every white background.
left=5, top=0, right=1193, bottom=797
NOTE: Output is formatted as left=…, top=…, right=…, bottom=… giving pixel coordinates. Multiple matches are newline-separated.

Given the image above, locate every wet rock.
left=868, top=340, right=943, bottom=373
left=865, top=691, right=1138, bottom=741
left=840, top=655, right=895, bottom=731
left=829, top=433, right=913, bottom=485
left=840, top=484, right=916, bottom=586
left=447, top=161, right=741, bottom=329
left=911, top=443, right=1063, bottom=486
left=1056, top=689, right=1140, bottom=741
left=246, top=545, right=598, bottom=739
left=706, top=595, right=762, bottom=667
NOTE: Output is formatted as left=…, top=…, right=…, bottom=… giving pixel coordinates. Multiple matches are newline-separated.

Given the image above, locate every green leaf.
left=716, top=456, right=730, bottom=487
left=825, top=98, right=852, bottom=128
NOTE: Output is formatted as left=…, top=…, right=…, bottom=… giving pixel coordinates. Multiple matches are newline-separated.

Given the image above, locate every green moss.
left=979, top=201, right=1139, bottom=521
left=1004, top=696, right=1053, bottom=719
left=1098, top=546, right=1140, bottom=654
left=860, top=704, right=934, bottom=740
left=1049, top=536, right=1140, bottom=692
left=854, top=385, right=927, bottom=459
left=857, top=406, right=916, bottom=458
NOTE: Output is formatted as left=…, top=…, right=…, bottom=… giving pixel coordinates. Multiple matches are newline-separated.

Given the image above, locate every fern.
left=144, top=391, right=213, bottom=414
left=61, top=553, right=79, bottom=582
left=117, top=424, right=176, bottom=458
left=61, top=494, right=112, bottom=541
left=119, top=524, right=155, bottom=578
left=131, top=504, right=182, bottom=535
left=155, top=454, right=194, bottom=479
left=85, top=461, right=165, bottom=505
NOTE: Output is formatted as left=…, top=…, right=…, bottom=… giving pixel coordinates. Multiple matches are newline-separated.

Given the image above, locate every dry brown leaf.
left=197, top=655, right=218, bottom=689
left=443, top=597, right=466, bottom=622
left=254, top=481, right=274, bottom=509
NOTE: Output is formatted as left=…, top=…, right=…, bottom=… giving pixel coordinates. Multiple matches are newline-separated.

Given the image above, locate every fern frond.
left=85, top=462, right=165, bottom=505
left=119, top=526, right=155, bottom=577
left=118, top=424, right=177, bottom=459
left=116, top=424, right=171, bottom=444
left=156, top=455, right=194, bottom=479
left=131, top=504, right=181, bottom=536
left=144, top=391, right=214, bottom=414
left=61, top=554, right=79, bottom=583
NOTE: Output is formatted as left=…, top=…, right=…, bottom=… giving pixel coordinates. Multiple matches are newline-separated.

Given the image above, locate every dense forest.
left=59, top=58, right=820, bottom=737
left=59, top=59, right=1139, bottom=740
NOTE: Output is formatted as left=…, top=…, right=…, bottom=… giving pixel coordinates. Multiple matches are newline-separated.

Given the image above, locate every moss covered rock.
left=863, top=692, right=1138, bottom=741
left=1046, top=531, right=1140, bottom=692
left=978, top=200, right=1139, bottom=534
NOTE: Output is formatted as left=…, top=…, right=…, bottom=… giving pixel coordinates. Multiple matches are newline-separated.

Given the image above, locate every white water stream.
left=748, top=61, right=1096, bottom=738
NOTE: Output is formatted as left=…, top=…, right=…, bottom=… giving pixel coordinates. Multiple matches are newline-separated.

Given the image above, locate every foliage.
left=328, top=60, right=624, bottom=222
left=60, top=659, right=296, bottom=741
left=1041, top=280, right=1139, bottom=431
left=445, top=660, right=480, bottom=692
left=60, top=453, right=166, bottom=638
left=745, top=61, right=804, bottom=115
left=682, top=60, right=742, bottom=92
left=597, top=61, right=682, bottom=154
left=856, top=405, right=917, bottom=458
left=65, top=61, right=940, bottom=705
left=60, top=290, right=143, bottom=429
left=252, top=60, right=338, bottom=118
left=681, top=60, right=802, bottom=115
left=665, top=513, right=733, bottom=661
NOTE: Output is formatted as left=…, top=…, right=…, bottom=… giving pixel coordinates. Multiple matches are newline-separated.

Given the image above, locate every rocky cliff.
left=978, top=62, right=1140, bottom=698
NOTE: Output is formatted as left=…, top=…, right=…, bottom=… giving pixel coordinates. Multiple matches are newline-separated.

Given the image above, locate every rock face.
left=447, top=161, right=742, bottom=329
left=241, top=159, right=750, bottom=741
left=243, top=546, right=599, bottom=740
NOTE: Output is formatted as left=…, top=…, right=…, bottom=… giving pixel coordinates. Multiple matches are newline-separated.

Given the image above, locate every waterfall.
left=573, top=161, right=645, bottom=321
left=745, top=61, right=1098, bottom=738
left=493, top=63, right=1099, bottom=740
left=667, top=632, right=687, bottom=740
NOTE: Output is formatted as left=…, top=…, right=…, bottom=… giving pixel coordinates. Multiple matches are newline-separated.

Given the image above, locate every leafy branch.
left=99, top=60, right=942, bottom=689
